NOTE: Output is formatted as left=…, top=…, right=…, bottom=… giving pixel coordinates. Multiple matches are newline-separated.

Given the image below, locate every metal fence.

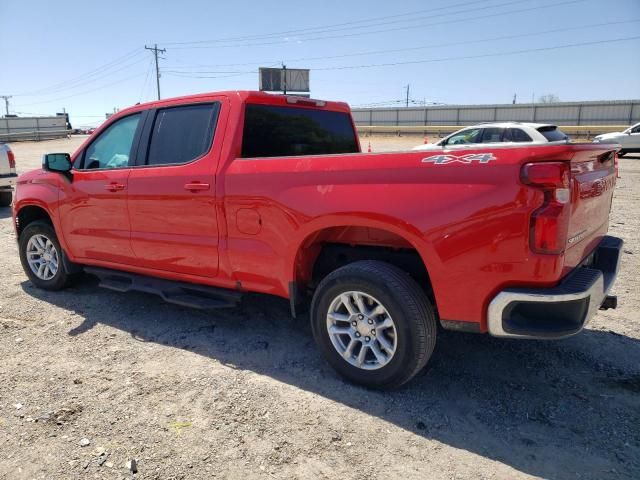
left=0, top=116, right=69, bottom=142
left=352, top=100, right=640, bottom=129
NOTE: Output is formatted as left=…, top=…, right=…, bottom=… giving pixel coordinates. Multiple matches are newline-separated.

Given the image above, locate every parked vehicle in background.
left=413, top=122, right=569, bottom=151
left=0, top=143, right=17, bottom=207
left=12, top=91, right=622, bottom=389
left=592, top=122, right=640, bottom=157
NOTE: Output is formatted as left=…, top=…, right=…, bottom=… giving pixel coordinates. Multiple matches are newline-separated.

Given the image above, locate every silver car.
left=593, top=122, right=640, bottom=157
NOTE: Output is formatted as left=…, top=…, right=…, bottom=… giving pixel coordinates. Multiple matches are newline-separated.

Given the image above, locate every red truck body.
left=12, top=91, right=623, bottom=387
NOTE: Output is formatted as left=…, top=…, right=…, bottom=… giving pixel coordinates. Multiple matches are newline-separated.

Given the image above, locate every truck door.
left=127, top=101, right=223, bottom=278
left=59, top=112, right=143, bottom=263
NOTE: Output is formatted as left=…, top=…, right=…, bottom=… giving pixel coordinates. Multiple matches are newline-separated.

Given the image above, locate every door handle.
left=104, top=182, right=125, bottom=192
left=184, top=182, right=210, bottom=192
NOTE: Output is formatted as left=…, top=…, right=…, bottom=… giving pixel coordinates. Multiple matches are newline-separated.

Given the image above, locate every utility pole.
left=531, top=92, right=536, bottom=122
left=0, top=95, right=12, bottom=116
left=512, top=93, right=517, bottom=104
left=405, top=84, right=410, bottom=108
left=145, top=44, right=166, bottom=100
left=282, top=64, right=287, bottom=95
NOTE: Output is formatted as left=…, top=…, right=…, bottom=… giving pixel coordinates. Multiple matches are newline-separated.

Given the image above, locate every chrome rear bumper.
left=487, top=236, right=623, bottom=339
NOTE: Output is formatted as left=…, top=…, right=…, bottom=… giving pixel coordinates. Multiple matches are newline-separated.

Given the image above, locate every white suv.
left=413, top=122, right=569, bottom=151
left=0, top=143, right=17, bottom=207
left=593, top=122, right=640, bottom=157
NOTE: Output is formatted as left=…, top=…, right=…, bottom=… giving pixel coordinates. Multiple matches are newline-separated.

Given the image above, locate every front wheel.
left=311, top=260, right=437, bottom=389
left=19, top=220, right=73, bottom=290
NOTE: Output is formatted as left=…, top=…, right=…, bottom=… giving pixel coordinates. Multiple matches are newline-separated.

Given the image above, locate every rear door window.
left=146, top=103, right=219, bottom=166
left=479, top=128, right=505, bottom=143
left=241, top=104, right=359, bottom=158
left=538, top=126, right=568, bottom=142
left=504, top=128, right=533, bottom=142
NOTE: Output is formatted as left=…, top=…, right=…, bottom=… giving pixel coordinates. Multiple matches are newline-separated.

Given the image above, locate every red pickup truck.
left=12, top=91, right=622, bottom=389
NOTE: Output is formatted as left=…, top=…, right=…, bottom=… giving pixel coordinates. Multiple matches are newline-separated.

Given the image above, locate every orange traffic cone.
left=367, top=141, right=372, bottom=153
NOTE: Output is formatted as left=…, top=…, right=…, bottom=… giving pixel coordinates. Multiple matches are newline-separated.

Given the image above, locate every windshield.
left=624, top=123, right=640, bottom=134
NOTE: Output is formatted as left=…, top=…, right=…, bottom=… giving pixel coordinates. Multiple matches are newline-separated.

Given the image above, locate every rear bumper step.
left=84, top=267, right=242, bottom=310
left=487, top=235, right=623, bottom=339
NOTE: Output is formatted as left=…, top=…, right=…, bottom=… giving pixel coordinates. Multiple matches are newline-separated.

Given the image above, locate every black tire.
left=19, top=220, right=73, bottom=290
left=0, top=191, right=11, bottom=207
left=617, top=150, right=625, bottom=158
left=310, top=260, right=437, bottom=390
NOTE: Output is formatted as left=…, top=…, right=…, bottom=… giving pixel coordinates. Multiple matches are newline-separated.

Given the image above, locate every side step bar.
left=84, top=267, right=242, bottom=310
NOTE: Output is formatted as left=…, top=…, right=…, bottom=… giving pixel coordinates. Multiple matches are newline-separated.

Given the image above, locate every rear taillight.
left=7, top=148, right=15, bottom=169
left=521, top=162, right=571, bottom=255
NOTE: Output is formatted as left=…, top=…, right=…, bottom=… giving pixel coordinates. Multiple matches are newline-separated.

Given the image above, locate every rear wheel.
left=19, top=220, right=73, bottom=290
left=311, top=260, right=437, bottom=389
left=0, top=191, right=11, bottom=207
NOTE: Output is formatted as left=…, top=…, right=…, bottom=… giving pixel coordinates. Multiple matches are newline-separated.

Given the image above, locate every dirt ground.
left=1, top=136, right=638, bottom=480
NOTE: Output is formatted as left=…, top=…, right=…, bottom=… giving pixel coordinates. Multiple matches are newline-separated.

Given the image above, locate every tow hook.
left=600, top=295, right=617, bottom=310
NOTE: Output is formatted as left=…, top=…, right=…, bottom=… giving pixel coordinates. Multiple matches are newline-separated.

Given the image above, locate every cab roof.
left=123, top=90, right=351, bottom=115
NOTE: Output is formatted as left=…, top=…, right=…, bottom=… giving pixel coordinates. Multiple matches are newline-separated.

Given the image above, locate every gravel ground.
left=1, top=136, right=638, bottom=480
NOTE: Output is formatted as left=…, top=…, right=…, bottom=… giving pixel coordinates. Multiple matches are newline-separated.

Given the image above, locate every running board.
left=84, top=267, right=242, bottom=310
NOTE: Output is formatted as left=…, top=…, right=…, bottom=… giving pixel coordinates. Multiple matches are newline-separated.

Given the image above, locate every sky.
left=0, top=0, right=639, bottom=128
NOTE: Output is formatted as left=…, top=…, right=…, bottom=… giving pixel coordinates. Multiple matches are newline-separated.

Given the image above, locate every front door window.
left=81, top=114, right=141, bottom=170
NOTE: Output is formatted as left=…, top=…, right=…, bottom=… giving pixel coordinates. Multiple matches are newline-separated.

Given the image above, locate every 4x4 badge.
left=422, top=153, right=496, bottom=164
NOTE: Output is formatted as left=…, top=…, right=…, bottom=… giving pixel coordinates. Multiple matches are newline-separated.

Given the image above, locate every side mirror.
left=42, top=153, right=72, bottom=173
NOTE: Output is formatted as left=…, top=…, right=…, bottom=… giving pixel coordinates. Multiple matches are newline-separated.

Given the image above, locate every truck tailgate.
left=564, top=148, right=617, bottom=271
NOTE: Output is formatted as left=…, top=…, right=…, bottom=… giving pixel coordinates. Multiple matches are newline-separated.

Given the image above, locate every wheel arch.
left=287, top=216, right=439, bottom=317
left=16, top=203, right=81, bottom=275
left=15, top=203, right=53, bottom=237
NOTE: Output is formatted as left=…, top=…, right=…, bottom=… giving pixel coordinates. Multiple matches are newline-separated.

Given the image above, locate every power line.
left=17, top=56, right=148, bottom=99
left=160, top=19, right=640, bottom=71
left=161, top=62, right=280, bottom=80
left=13, top=49, right=144, bottom=97
left=352, top=99, right=445, bottom=108
left=163, top=69, right=250, bottom=74
left=145, top=44, right=166, bottom=100
left=12, top=71, right=147, bottom=107
left=163, top=0, right=510, bottom=46
left=169, top=0, right=586, bottom=50
left=138, top=59, right=155, bottom=103
left=163, top=35, right=640, bottom=80
left=312, top=35, right=640, bottom=71
left=162, top=70, right=255, bottom=80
